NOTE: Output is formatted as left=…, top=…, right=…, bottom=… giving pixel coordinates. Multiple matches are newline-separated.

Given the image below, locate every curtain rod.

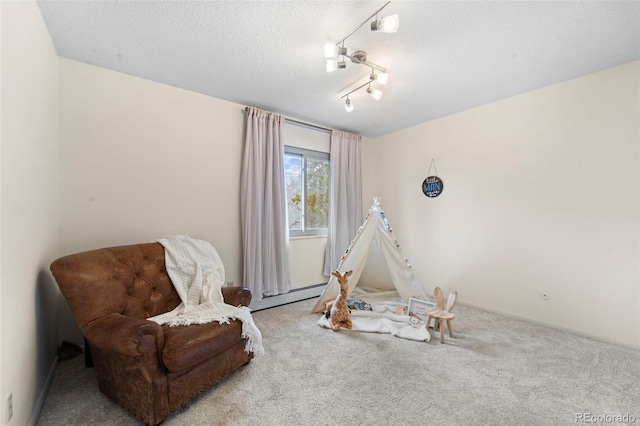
left=243, top=107, right=332, bottom=134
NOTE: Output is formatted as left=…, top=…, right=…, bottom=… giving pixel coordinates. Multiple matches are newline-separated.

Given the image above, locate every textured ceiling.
left=38, top=1, right=640, bottom=138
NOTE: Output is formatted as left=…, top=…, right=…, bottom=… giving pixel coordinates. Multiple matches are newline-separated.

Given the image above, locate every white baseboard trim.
left=250, top=284, right=324, bottom=311
left=30, top=355, right=59, bottom=426
left=459, top=301, right=640, bottom=350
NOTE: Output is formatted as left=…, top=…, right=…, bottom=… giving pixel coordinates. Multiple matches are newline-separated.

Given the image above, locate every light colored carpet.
left=38, top=299, right=640, bottom=425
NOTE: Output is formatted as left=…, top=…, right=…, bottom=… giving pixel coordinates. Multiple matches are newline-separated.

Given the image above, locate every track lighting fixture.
left=345, top=97, right=354, bottom=112
left=370, top=14, right=399, bottom=33
left=367, top=85, right=383, bottom=101
left=324, top=44, right=347, bottom=59
left=323, top=1, right=398, bottom=111
left=340, top=76, right=384, bottom=111
left=370, top=71, right=389, bottom=85
left=326, top=59, right=346, bottom=72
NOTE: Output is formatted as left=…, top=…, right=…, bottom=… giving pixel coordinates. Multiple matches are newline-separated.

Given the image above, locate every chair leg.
left=439, top=319, right=445, bottom=344
left=446, top=319, right=454, bottom=337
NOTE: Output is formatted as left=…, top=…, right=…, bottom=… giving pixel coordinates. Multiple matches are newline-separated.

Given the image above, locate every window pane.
left=285, top=153, right=303, bottom=231
left=305, top=157, right=329, bottom=229
left=285, top=147, right=329, bottom=236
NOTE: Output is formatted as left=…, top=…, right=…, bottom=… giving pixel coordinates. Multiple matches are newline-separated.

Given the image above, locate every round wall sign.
left=422, top=176, right=443, bottom=198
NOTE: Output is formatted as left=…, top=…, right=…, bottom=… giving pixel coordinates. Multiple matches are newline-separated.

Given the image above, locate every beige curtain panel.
left=323, top=129, right=362, bottom=276
left=241, top=107, right=291, bottom=299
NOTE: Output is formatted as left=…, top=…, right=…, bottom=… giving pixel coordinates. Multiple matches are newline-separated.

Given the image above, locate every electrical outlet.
left=5, top=393, right=13, bottom=425
left=226, top=281, right=235, bottom=287
left=540, top=293, right=550, bottom=301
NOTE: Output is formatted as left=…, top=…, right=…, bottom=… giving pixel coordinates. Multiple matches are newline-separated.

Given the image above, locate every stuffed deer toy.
left=328, top=270, right=353, bottom=331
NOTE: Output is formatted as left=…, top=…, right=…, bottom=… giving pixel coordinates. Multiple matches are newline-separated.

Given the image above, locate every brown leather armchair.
left=50, top=242, right=255, bottom=425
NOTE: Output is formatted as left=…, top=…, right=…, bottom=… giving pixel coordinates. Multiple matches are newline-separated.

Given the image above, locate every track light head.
left=324, top=43, right=338, bottom=58
left=367, top=86, right=383, bottom=101
left=345, top=97, right=354, bottom=112
left=371, top=14, right=399, bottom=33
left=324, top=43, right=347, bottom=58
left=371, top=72, right=389, bottom=85
left=326, top=59, right=346, bottom=72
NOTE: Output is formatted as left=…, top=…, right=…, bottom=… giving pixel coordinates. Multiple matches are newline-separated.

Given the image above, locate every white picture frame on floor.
left=407, top=297, right=435, bottom=321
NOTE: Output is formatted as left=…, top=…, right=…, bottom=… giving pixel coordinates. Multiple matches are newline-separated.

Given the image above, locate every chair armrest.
left=222, top=287, right=252, bottom=307
left=83, top=313, right=164, bottom=359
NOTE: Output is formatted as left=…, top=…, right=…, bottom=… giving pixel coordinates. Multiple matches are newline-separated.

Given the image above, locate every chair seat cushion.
left=161, top=319, right=244, bottom=373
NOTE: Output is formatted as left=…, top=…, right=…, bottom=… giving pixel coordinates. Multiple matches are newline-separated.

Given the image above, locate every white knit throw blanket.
left=148, top=235, right=264, bottom=355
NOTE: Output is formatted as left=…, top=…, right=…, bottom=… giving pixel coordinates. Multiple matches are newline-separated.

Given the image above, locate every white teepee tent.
left=311, top=198, right=427, bottom=313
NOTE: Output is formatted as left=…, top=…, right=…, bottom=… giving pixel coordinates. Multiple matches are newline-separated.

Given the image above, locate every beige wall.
left=58, top=58, right=249, bottom=342
left=363, top=61, right=640, bottom=348
left=0, top=2, right=60, bottom=424
left=58, top=61, right=330, bottom=321
left=289, top=236, right=327, bottom=288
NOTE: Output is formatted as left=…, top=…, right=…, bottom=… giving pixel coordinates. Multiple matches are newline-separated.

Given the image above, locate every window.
left=284, top=146, right=330, bottom=236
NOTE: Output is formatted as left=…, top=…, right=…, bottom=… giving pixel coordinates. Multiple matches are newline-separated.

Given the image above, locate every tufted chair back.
left=51, top=242, right=182, bottom=329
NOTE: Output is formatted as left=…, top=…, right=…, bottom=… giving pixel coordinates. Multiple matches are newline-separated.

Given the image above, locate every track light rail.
left=343, top=53, right=386, bottom=73
left=340, top=79, right=374, bottom=100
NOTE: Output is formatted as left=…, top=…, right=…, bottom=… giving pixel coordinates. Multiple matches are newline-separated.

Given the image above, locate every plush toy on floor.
left=328, top=270, right=353, bottom=331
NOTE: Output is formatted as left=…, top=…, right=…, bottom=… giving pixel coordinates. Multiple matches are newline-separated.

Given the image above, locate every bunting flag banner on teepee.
left=311, top=197, right=427, bottom=313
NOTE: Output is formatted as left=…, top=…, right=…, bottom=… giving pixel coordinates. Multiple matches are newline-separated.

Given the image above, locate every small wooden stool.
left=426, top=309, right=455, bottom=344
left=425, top=286, right=458, bottom=344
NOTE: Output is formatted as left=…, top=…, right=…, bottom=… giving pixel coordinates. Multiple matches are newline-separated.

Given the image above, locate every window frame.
left=284, top=145, right=330, bottom=237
